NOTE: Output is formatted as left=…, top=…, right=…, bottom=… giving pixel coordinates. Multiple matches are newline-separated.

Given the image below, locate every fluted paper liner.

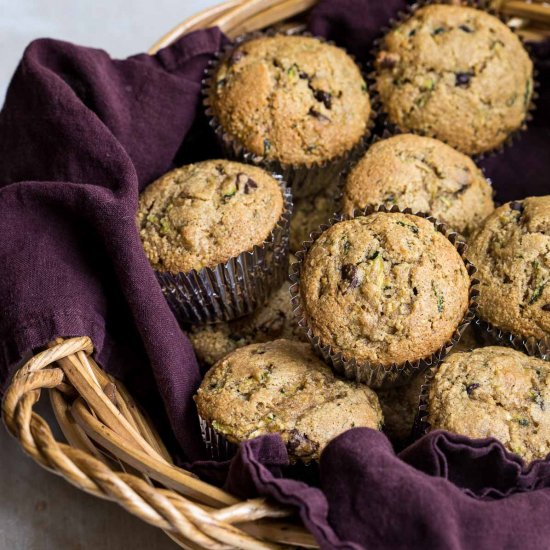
left=290, top=204, right=480, bottom=389
left=202, top=29, right=375, bottom=199
left=199, top=415, right=237, bottom=461
left=156, top=181, right=292, bottom=325
left=368, top=0, right=538, bottom=161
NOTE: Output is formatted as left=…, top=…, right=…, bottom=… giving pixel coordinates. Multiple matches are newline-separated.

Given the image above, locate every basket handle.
left=149, top=0, right=318, bottom=54
left=2, top=337, right=318, bottom=549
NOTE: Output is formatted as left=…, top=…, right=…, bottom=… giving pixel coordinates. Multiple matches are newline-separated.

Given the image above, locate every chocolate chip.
left=542, top=304, right=550, bottom=311
left=455, top=72, right=474, bottom=87
left=308, top=107, right=331, bottom=122
left=341, top=263, right=359, bottom=288
left=377, top=51, right=399, bottom=70
left=466, top=383, right=480, bottom=396
left=229, top=49, right=246, bottom=65
left=413, top=287, right=418, bottom=296
left=299, top=71, right=309, bottom=80
left=313, top=89, right=332, bottom=109
left=459, top=24, right=473, bottom=33
left=287, top=429, right=318, bottom=455
left=244, top=178, right=258, bottom=194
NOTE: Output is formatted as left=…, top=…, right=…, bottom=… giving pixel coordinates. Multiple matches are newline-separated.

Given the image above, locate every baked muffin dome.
left=299, top=212, right=470, bottom=366
left=189, top=279, right=305, bottom=366
left=374, top=4, right=533, bottom=155
left=467, top=196, right=550, bottom=340
left=428, top=346, right=550, bottom=463
left=208, top=34, right=371, bottom=166
left=195, top=339, right=383, bottom=462
left=378, top=324, right=483, bottom=443
left=137, top=160, right=284, bottom=273
left=341, top=134, right=494, bottom=236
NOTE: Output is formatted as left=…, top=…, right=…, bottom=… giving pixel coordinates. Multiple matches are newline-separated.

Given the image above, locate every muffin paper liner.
left=156, top=180, right=292, bottom=325
left=199, top=415, right=238, bottom=461
left=289, top=204, right=480, bottom=389
left=474, top=318, right=550, bottom=360
left=367, top=0, right=538, bottom=161
left=202, top=29, right=375, bottom=199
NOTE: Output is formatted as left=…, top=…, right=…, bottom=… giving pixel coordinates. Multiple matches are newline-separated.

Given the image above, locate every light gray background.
left=0, top=1, right=218, bottom=548
left=1, top=0, right=219, bottom=102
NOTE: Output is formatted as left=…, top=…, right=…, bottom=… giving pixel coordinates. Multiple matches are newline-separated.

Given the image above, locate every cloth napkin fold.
left=1, top=0, right=550, bottom=548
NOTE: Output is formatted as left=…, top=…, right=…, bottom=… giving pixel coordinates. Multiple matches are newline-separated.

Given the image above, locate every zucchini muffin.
left=467, top=197, right=550, bottom=341
left=290, top=187, right=336, bottom=252
left=374, top=4, right=534, bottom=155
left=341, top=134, right=494, bottom=236
left=378, top=324, right=483, bottom=443
left=137, top=160, right=284, bottom=273
left=195, top=339, right=383, bottom=462
left=427, top=346, right=550, bottom=463
left=299, top=212, right=471, bottom=367
left=189, top=278, right=304, bottom=366
left=208, top=34, right=371, bottom=166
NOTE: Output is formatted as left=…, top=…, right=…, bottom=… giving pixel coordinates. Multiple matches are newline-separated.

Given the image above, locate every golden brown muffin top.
left=299, top=212, right=470, bottom=366
left=342, top=134, right=494, bottom=236
left=467, top=196, right=550, bottom=340
left=428, top=346, right=550, bottom=463
left=137, top=160, right=284, bottom=273
left=209, top=35, right=371, bottom=165
left=195, top=339, right=383, bottom=462
left=374, top=5, right=533, bottom=155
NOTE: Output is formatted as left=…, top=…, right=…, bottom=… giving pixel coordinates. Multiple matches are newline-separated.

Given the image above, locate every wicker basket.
left=2, top=1, right=549, bottom=549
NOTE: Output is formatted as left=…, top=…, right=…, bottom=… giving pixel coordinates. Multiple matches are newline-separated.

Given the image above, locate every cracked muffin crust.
left=341, top=134, right=494, bottom=236
left=194, top=339, right=383, bottom=462
left=427, top=346, right=550, bottom=463
left=209, top=34, right=371, bottom=166
left=137, top=160, right=284, bottom=273
left=189, top=277, right=305, bottom=367
left=299, top=212, right=470, bottom=366
left=467, top=196, right=550, bottom=340
left=374, top=4, right=533, bottom=155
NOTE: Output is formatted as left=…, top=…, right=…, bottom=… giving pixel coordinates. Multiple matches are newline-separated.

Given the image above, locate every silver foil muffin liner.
left=474, top=318, right=550, bottom=360
left=198, top=415, right=238, bottom=461
left=289, top=204, right=480, bottom=389
left=202, top=29, right=375, bottom=199
left=367, top=0, right=538, bottom=161
left=156, top=182, right=292, bottom=325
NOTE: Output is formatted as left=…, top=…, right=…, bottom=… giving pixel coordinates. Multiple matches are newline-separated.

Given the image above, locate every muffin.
left=374, top=4, right=534, bottom=155
left=290, top=187, right=336, bottom=252
left=378, top=324, right=483, bottom=443
left=427, top=346, right=550, bottom=463
left=377, top=375, right=423, bottom=444
left=137, top=160, right=290, bottom=323
left=341, top=134, right=494, bottom=236
left=195, top=339, right=383, bottom=462
left=189, top=278, right=305, bottom=366
left=467, top=197, right=550, bottom=342
left=206, top=33, right=371, bottom=195
left=297, top=210, right=471, bottom=382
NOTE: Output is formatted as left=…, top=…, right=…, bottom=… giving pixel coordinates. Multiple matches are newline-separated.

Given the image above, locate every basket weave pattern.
left=3, top=0, right=550, bottom=548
